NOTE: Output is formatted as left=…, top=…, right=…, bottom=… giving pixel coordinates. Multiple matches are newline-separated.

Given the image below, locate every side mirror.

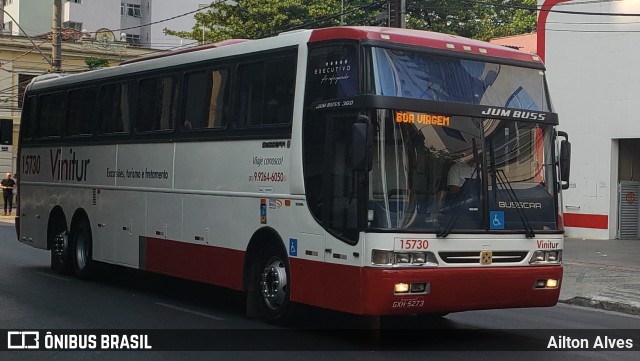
left=351, top=116, right=372, bottom=172
left=558, top=131, right=571, bottom=190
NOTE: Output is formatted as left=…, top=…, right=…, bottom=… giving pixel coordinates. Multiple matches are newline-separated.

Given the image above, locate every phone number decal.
left=249, top=172, right=287, bottom=183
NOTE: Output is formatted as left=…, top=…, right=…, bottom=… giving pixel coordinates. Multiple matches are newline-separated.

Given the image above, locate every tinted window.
left=67, top=87, right=96, bottom=136
left=21, top=95, right=37, bottom=140
left=38, top=92, right=65, bottom=138
left=370, top=47, right=550, bottom=111
left=100, top=82, right=132, bottom=134
left=183, top=69, right=229, bottom=130
left=306, top=44, right=359, bottom=105
left=136, top=76, right=177, bottom=132
left=236, top=55, right=296, bottom=127
left=18, top=74, right=36, bottom=109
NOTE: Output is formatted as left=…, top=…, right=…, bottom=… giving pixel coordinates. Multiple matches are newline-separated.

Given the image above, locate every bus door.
left=304, top=111, right=364, bottom=260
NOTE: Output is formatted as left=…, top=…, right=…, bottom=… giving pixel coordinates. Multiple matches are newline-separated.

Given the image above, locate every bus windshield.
left=368, top=110, right=558, bottom=233
left=370, top=47, right=549, bottom=111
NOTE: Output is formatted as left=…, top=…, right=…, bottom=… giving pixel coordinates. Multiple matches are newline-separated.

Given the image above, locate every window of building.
left=62, top=21, right=83, bottom=31
left=3, top=22, right=12, bottom=34
left=183, top=69, right=229, bottom=130
left=67, top=0, right=83, bottom=4
left=126, top=4, right=141, bottom=18
left=3, top=0, right=14, bottom=6
left=121, top=2, right=124, bottom=16
left=125, top=34, right=140, bottom=45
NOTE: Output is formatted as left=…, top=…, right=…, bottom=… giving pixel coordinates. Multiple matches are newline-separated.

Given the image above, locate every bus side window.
left=67, top=87, right=97, bottom=137
left=183, top=68, right=229, bottom=130
left=21, top=96, right=37, bottom=140
left=236, top=52, right=296, bottom=128
left=263, top=58, right=295, bottom=125
left=236, top=62, right=264, bottom=127
left=100, top=82, right=131, bottom=134
left=37, top=92, right=65, bottom=138
left=136, top=76, right=177, bottom=132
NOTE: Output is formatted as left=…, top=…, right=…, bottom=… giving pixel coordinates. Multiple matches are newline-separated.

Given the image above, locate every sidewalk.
left=1, top=213, right=638, bottom=316
left=561, top=238, right=640, bottom=315
left=0, top=213, right=15, bottom=223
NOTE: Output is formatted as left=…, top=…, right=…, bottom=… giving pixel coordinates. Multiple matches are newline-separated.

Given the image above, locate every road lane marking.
left=155, top=302, right=225, bottom=321
left=35, top=271, right=71, bottom=282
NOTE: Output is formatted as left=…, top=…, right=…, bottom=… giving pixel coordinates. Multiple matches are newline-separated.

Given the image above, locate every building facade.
left=538, top=0, right=640, bottom=239
left=2, top=0, right=203, bottom=49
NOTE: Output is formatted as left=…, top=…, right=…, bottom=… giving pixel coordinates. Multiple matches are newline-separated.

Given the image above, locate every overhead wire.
left=463, top=0, right=640, bottom=16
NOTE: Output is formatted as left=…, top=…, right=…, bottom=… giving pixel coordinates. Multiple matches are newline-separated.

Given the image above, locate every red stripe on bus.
left=290, top=258, right=562, bottom=315
left=143, top=237, right=562, bottom=315
left=563, top=213, right=608, bottom=229
left=537, top=0, right=573, bottom=62
left=143, top=237, right=245, bottom=290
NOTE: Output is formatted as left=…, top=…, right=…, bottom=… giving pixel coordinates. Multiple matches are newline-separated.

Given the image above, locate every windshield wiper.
left=489, top=140, right=535, bottom=238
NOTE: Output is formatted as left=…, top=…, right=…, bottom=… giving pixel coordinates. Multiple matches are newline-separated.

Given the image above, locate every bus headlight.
left=410, top=252, right=426, bottom=264
left=371, top=250, right=438, bottom=267
left=372, top=250, right=392, bottom=265
left=395, top=253, right=410, bottom=264
left=547, top=251, right=561, bottom=262
left=530, top=250, right=562, bottom=264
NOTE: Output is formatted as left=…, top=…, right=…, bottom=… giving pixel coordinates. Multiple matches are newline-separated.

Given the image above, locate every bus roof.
left=27, top=26, right=542, bottom=91
left=309, top=26, right=542, bottom=65
left=119, top=39, right=251, bottom=65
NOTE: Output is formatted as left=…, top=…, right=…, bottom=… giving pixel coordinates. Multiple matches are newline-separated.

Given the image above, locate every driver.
left=447, top=155, right=474, bottom=196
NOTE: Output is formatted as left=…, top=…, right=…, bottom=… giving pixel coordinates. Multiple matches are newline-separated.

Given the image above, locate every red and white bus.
left=17, top=26, right=571, bottom=324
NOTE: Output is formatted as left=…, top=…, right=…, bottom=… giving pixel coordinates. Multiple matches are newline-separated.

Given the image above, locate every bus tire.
left=253, top=243, right=294, bottom=325
left=50, top=230, right=71, bottom=274
left=70, top=219, right=94, bottom=280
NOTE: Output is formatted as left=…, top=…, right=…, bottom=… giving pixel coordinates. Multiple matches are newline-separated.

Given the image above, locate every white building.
left=2, top=0, right=203, bottom=49
left=538, top=0, right=640, bottom=239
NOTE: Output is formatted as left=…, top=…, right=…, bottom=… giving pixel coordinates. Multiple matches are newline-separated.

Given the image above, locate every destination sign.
left=394, top=111, right=450, bottom=127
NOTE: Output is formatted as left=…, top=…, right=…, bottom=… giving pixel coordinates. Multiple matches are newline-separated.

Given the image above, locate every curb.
left=560, top=297, right=640, bottom=316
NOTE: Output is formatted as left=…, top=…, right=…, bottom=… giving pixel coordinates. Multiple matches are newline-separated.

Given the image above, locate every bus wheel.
left=71, top=219, right=94, bottom=280
left=50, top=230, right=71, bottom=274
left=255, top=244, right=293, bottom=325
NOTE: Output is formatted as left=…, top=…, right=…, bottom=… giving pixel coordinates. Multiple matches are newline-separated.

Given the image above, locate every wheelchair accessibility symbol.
left=490, top=211, right=505, bottom=230
left=289, top=238, right=298, bottom=256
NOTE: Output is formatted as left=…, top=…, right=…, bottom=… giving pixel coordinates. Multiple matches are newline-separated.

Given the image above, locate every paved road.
left=0, top=223, right=638, bottom=360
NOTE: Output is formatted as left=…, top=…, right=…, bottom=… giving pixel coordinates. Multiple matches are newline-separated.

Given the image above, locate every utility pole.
left=388, top=0, right=406, bottom=28
left=52, top=0, right=62, bottom=72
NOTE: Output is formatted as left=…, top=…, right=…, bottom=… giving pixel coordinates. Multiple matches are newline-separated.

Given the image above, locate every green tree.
left=85, top=57, right=109, bottom=70
left=165, top=0, right=374, bottom=43
left=166, top=0, right=536, bottom=43
left=407, top=0, right=537, bottom=40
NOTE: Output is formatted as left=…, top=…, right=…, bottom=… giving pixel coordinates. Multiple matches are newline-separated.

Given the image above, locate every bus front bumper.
left=360, top=265, right=563, bottom=315
left=290, top=258, right=562, bottom=315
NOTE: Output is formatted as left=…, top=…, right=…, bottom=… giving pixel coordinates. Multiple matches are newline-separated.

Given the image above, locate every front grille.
left=439, top=251, right=528, bottom=264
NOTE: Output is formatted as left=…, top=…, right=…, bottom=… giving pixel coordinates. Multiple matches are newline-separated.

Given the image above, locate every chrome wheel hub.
left=52, top=231, right=67, bottom=257
left=260, top=258, right=287, bottom=310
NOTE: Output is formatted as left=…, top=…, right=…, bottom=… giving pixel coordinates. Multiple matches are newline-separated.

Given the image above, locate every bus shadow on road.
left=89, top=262, right=247, bottom=316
